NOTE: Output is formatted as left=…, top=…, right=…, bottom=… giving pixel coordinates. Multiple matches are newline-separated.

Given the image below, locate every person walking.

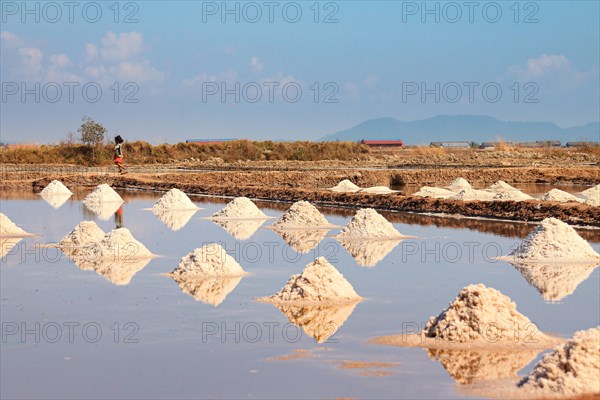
left=114, top=135, right=125, bottom=174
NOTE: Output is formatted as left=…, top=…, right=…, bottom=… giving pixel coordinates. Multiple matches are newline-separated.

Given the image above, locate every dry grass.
left=0, top=140, right=371, bottom=166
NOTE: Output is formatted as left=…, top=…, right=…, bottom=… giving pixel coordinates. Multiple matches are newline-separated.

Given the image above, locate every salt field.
left=1, top=189, right=599, bottom=399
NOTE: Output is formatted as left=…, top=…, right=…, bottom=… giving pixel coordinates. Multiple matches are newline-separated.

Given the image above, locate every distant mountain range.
left=321, top=115, right=600, bottom=145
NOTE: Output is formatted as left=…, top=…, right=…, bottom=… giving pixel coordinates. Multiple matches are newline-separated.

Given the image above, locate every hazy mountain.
left=321, top=115, right=600, bottom=145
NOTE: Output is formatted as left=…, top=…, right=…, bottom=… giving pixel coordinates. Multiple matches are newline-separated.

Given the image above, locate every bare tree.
left=78, top=116, right=106, bottom=147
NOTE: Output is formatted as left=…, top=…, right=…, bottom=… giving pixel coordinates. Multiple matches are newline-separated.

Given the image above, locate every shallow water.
left=1, top=190, right=599, bottom=399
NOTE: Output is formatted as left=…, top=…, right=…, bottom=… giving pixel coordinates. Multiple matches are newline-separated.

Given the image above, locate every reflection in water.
left=70, top=254, right=151, bottom=285
left=509, top=262, right=599, bottom=302
left=84, top=200, right=124, bottom=221
left=169, top=275, right=243, bottom=306
left=427, top=348, right=539, bottom=385
left=212, top=219, right=266, bottom=241
left=114, top=206, right=124, bottom=229
left=337, top=239, right=401, bottom=267
left=40, top=192, right=72, bottom=209
left=153, top=209, right=197, bottom=231
left=271, top=302, right=359, bottom=343
left=0, top=237, right=22, bottom=259
left=272, top=228, right=329, bottom=253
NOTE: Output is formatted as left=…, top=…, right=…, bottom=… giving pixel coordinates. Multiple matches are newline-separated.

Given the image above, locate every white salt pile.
left=580, top=184, right=600, bottom=207
left=85, top=201, right=123, bottom=221
left=171, top=275, right=243, bottom=306
left=335, top=208, right=408, bottom=239
left=329, top=179, right=361, bottom=193
left=76, top=257, right=151, bottom=286
left=413, top=186, right=456, bottom=199
left=0, top=213, right=30, bottom=237
left=518, top=326, right=600, bottom=396
left=487, top=180, right=520, bottom=192
left=451, top=188, right=496, bottom=201
left=154, top=209, right=198, bottom=231
left=210, top=197, right=268, bottom=219
left=274, top=302, right=359, bottom=343
left=84, top=228, right=154, bottom=260
left=358, top=186, right=397, bottom=194
left=152, top=188, right=198, bottom=211
left=271, top=201, right=334, bottom=229
left=511, top=262, right=598, bottom=302
left=540, top=189, right=583, bottom=203
left=83, top=183, right=123, bottom=206
left=40, top=180, right=73, bottom=196
left=59, top=220, right=105, bottom=249
left=258, top=257, right=361, bottom=304
left=505, top=217, right=600, bottom=263
left=422, top=284, right=551, bottom=345
left=169, top=243, right=247, bottom=277
left=447, top=177, right=472, bottom=191
left=492, top=190, right=534, bottom=201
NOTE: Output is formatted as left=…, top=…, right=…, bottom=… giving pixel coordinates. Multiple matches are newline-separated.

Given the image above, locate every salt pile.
left=171, top=275, right=243, bottom=306
left=83, top=184, right=123, bottom=206
left=511, top=262, right=598, bottom=302
left=329, top=179, right=361, bottom=193
left=273, top=302, right=359, bottom=343
left=258, top=257, right=361, bottom=304
left=169, top=243, right=247, bottom=277
left=447, top=178, right=472, bottom=191
left=335, top=209, right=408, bottom=239
left=413, top=186, right=455, bottom=199
left=540, top=189, right=583, bottom=203
left=492, top=190, right=534, bottom=201
left=427, top=348, right=539, bottom=385
left=59, top=220, right=105, bottom=249
left=358, top=186, right=397, bottom=194
left=0, top=213, right=30, bottom=237
left=505, top=217, right=600, bottom=263
left=422, top=284, right=548, bottom=344
left=210, top=197, right=268, bottom=219
left=580, top=184, right=600, bottom=207
left=40, top=180, right=73, bottom=196
left=338, top=239, right=400, bottom=267
left=213, top=219, right=266, bottom=241
left=271, top=201, right=334, bottom=229
left=518, top=326, right=600, bottom=396
left=152, top=188, right=198, bottom=211
left=451, top=188, right=496, bottom=201
left=154, top=209, right=197, bottom=231
left=487, top=180, right=519, bottom=192
left=273, top=228, right=329, bottom=253
left=83, top=228, right=154, bottom=260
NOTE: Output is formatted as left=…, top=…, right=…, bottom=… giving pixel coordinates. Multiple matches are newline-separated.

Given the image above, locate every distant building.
left=566, top=141, right=599, bottom=147
left=360, top=139, right=404, bottom=148
left=430, top=141, right=470, bottom=148
left=186, top=138, right=239, bottom=144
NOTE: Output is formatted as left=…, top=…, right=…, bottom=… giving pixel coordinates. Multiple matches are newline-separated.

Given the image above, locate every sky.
left=1, top=0, right=599, bottom=144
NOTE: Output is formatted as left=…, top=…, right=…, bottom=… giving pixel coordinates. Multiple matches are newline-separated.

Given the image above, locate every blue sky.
left=1, top=0, right=599, bottom=143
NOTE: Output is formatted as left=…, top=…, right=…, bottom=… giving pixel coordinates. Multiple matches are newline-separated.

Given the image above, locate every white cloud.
left=96, top=31, right=144, bottom=61
left=49, top=53, right=71, bottom=67
left=85, top=43, right=99, bottom=61
left=364, top=75, right=378, bottom=87
left=250, top=56, right=264, bottom=73
left=18, top=47, right=43, bottom=79
left=110, top=60, right=164, bottom=83
left=0, top=31, right=24, bottom=48
left=344, top=82, right=359, bottom=101
left=507, top=54, right=590, bottom=85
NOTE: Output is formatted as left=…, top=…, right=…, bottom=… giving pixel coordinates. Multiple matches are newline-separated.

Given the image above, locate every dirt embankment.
left=23, top=170, right=600, bottom=227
